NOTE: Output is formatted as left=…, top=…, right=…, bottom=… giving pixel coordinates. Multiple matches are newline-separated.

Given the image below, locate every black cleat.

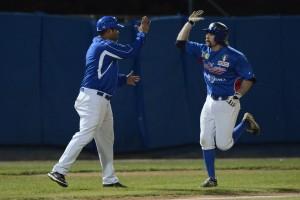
left=243, top=112, right=261, bottom=135
left=48, top=171, right=68, bottom=187
left=201, top=177, right=218, bottom=187
left=103, top=182, right=127, bottom=188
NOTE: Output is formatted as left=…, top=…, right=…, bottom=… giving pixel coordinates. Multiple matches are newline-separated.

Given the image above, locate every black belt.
left=210, top=94, right=229, bottom=101
left=80, top=88, right=112, bottom=101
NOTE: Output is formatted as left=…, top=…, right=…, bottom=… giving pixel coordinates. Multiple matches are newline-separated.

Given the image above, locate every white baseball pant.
left=200, top=95, right=240, bottom=151
left=52, top=88, right=119, bottom=185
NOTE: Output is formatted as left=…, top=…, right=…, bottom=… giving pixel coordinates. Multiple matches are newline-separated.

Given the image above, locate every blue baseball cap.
left=96, top=16, right=124, bottom=32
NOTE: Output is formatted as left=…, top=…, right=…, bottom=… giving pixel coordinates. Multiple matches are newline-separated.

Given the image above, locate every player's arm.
left=106, top=16, right=150, bottom=59
left=176, top=10, right=204, bottom=49
left=227, top=78, right=256, bottom=107
left=227, top=53, right=256, bottom=107
left=227, top=78, right=255, bottom=107
left=234, top=55, right=256, bottom=98
left=237, top=79, right=254, bottom=96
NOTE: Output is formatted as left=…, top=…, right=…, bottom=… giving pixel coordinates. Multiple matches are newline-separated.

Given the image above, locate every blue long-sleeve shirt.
left=81, top=32, right=145, bottom=95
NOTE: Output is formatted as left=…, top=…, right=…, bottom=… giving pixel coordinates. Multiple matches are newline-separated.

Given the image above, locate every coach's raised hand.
left=138, top=16, right=150, bottom=33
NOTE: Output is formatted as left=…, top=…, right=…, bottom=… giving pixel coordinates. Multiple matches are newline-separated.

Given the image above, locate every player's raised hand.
left=126, top=70, right=141, bottom=86
left=188, top=10, right=204, bottom=23
left=138, top=16, right=151, bottom=33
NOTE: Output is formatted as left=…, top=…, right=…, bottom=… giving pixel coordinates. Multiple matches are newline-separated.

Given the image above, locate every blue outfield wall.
left=139, top=17, right=195, bottom=149
left=280, top=16, right=300, bottom=142
left=233, top=17, right=285, bottom=143
left=41, top=16, right=94, bottom=145
left=0, top=13, right=299, bottom=152
left=0, top=13, right=42, bottom=144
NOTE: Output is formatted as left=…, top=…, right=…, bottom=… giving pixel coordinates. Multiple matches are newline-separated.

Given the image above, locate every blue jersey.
left=81, top=32, right=146, bottom=95
left=186, top=41, right=255, bottom=96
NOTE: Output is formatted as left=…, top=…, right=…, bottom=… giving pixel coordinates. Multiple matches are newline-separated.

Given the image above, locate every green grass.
left=0, top=159, right=300, bottom=200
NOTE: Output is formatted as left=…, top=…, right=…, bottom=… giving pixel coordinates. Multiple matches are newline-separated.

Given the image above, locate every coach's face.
left=205, top=33, right=217, bottom=48
left=108, top=28, right=120, bottom=41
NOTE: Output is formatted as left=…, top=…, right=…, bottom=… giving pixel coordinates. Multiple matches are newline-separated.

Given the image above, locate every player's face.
left=109, top=29, right=120, bottom=41
left=205, top=33, right=217, bottom=48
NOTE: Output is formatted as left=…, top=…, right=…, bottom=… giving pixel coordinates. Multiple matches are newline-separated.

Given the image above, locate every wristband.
left=233, top=92, right=242, bottom=99
left=188, top=20, right=195, bottom=26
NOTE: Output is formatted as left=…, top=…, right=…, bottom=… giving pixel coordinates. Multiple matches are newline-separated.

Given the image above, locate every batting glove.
left=226, top=92, right=242, bottom=107
left=188, top=10, right=204, bottom=25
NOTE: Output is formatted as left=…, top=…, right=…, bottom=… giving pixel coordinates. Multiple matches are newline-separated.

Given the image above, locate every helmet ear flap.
left=216, top=30, right=228, bottom=43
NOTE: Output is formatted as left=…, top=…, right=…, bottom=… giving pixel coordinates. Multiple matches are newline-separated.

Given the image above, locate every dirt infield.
left=170, top=193, right=300, bottom=200
left=103, top=193, right=300, bottom=200
left=64, top=172, right=300, bottom=200
left=116, top=194, right=300, bottom=200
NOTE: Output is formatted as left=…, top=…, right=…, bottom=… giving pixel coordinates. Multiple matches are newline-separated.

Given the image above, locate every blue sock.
left=202, top=149, right=215, bottom=178
left=233, top=120, right=248, bottom=143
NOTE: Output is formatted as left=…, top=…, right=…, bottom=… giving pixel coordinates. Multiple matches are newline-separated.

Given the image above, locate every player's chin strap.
left=226, top=92, right=242, bottom=107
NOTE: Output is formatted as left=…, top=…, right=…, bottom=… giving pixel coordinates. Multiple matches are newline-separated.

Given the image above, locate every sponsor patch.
left=217, top=60, right=230, bottom=68
left=204, top=72, right=226, bottom=83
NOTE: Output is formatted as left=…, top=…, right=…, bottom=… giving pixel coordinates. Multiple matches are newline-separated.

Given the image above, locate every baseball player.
left=176, top=10, right=260, bottom=187
left=48, top=16, right=150, bottom=188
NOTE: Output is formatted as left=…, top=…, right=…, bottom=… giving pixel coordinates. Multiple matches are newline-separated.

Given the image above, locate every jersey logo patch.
left=217, top=54, right=230, bottom=67
left=202, top=52, right=210, bottom=60
left=222, top=54, right=228, bottom=61
left=217, top=60, right=230, bottom=68
left=204, top=62, right=227, bottom=75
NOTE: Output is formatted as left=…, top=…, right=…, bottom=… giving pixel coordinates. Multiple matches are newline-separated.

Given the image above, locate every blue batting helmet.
left=96, top=16, right=124, bottom=32
left=203, top=22, right=229, bottom=43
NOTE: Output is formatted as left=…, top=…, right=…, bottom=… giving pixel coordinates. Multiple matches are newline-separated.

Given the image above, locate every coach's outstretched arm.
left=176, top=10, right=204, bottom=47
left=106, top=16, right=151, bottom=59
